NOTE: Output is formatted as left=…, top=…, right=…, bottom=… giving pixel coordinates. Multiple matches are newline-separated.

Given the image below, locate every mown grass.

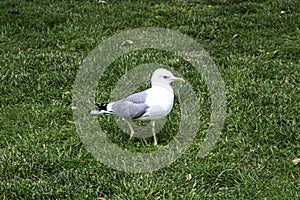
left=1, top=0, right=299, bottom=199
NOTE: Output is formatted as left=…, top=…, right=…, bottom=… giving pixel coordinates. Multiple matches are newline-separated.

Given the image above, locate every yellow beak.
left=174, top=77, right=185, bottom=82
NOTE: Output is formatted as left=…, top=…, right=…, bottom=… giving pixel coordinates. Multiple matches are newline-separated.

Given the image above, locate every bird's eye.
left=163, top=75, right=169, bottom=79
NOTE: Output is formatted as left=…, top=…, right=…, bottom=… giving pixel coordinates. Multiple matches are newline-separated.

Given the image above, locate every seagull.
left=90, top=68, right=185, bottom=146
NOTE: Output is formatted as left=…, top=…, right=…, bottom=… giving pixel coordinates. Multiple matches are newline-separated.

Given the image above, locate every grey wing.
left=124, top=91, right=148, bottom=104
left=112, top=100, right=148, bottom=120
left=111, top=91, right=149, bottom=120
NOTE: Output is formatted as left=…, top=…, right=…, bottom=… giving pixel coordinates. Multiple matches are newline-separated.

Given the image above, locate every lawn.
left=1, top=0, right=299, bottom=199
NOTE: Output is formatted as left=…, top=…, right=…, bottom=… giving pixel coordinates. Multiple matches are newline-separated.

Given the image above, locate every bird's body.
left=91, top=68, right=185, bottom=145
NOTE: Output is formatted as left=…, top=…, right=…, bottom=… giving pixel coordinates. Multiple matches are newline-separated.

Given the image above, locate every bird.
left=90, top=68, right=185, bottom=146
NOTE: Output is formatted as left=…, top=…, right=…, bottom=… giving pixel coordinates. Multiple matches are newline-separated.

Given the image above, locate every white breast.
left=142, top=85, right=174, bottom=120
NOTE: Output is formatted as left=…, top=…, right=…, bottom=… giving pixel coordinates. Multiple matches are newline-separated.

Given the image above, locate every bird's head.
left=151, top=68, right=185, bottom=85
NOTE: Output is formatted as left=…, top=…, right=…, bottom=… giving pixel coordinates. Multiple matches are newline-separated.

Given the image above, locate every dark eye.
left=163, top=75, right=169, bottom=79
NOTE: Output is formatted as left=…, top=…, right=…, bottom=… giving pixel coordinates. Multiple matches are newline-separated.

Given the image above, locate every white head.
left=151, top=68, right=185, bottom=86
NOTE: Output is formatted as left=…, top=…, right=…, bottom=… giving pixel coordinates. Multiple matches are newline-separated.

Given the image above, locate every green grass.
left=1, top=0, right=300, bottom=199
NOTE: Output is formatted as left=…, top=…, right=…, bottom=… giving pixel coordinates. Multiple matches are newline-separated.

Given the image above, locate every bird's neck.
left=151, top=82, right=174, bottom=94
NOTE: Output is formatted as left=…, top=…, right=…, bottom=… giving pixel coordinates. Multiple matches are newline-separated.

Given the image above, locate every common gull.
left=90, top=68, right=185, bottom=146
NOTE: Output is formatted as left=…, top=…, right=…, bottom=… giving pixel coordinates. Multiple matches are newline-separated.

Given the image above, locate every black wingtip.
left=95, top=103, right=107, bottom=111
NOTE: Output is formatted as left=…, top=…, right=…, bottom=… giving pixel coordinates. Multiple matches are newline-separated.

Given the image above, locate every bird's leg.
left=125, top=120, right=135, bottom=140
left=151, top=121, right=157, bottom=146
